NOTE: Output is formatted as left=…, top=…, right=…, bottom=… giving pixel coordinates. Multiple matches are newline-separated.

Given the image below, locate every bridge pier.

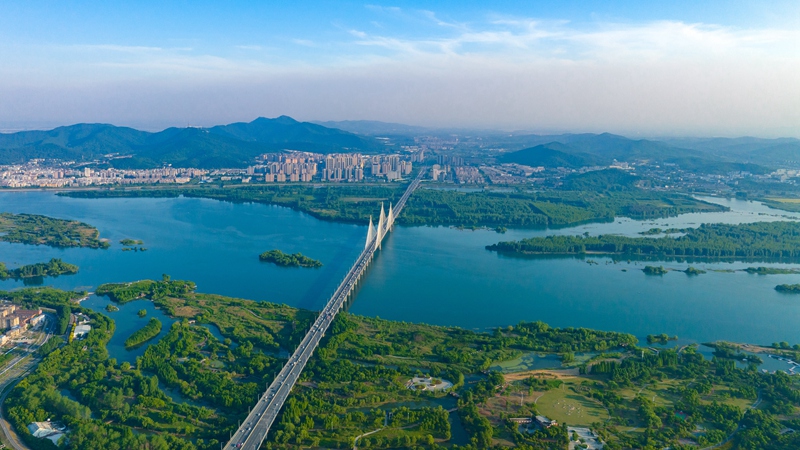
left=226, top=170, right=425, bottom=450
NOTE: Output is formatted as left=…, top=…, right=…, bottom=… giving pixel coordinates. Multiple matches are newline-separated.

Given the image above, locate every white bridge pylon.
left=226, top=170, right=424, bottom=450
left=368, top=202, right=395, bottom=250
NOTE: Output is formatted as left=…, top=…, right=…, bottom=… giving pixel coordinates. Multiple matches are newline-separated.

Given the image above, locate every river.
left=1, top=191, right=799, bottom=351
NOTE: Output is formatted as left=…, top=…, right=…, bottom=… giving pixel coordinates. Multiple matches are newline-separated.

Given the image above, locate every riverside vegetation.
left=259, top=250, right=322, bottom=268
left=2, top=281, right=800, bottom=449
left=124, top=318, right=163, bottom=349
left=0, top=258, right=78, bottom=280
left=488, top=221, right=800, bottom=260
left=59, top=180, right=726, bottom=228
left=0, top=212, right=109, bottom=248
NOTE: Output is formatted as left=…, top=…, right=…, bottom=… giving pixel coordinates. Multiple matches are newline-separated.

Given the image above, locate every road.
left=226, top=171, right=424, bottom=450
left=0, top=315, right=55, bottom=450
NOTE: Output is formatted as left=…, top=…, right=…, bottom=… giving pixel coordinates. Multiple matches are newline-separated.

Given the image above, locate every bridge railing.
left=228, top=168, right=425, bottom=449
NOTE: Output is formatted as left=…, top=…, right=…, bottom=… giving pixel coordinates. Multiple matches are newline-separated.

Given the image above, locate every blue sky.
left=1, top=1, right=798, bottom=136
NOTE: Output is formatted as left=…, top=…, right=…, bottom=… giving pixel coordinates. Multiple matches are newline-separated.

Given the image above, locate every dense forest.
left=61, top=184, right=726, bottom=228
left=259, top=250, right=322, bottom=268
left=488, top=221, right=800, bottom=260
left=0, top=213, right=108, bottom=248
left=3, top=284, right=800, bottom=449
left=0, top=258, right=78, bottom=280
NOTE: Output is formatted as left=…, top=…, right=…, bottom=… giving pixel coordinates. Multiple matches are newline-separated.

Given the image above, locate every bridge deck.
left=227, top=171, right=423, bottom=449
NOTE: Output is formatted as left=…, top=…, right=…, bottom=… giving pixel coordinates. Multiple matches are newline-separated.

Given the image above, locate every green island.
left=105, top=304, right=119, bottom=312
left=684, top=266, right=707, bottom=275
left=138, top=309, right=147, bottom=317
left=259, top=249, right=322, bottom=268
left=0, top=212, right=109, bottom=248
left=639, top=227, right=687, bottom=236
left=0, top=258, right=78, bottom=280
left=58, top=179, right=726, bottom=228
left=488, top=221, right=800, bottom=259
left=120, top=238, right=144, bottom=246
left=745, top=266, right=800, bottom=275
left=95, top=276, right=197, bottom=304
left=122, top=246, right=147, bottom=252
left=2, top=281, right=800, bottom=450
left=642, top=265, right=668, bottom=275
left=124, top=317, right=163, bottom=348
left=775, top=284, right=800, bottom=293
left=646, top=333, right=678, bottom=345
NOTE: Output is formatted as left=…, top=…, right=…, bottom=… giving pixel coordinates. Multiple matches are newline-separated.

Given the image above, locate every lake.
left=1, top=191, right=799, bottom=350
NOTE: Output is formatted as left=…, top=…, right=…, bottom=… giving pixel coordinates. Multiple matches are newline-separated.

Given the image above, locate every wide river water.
left=1, top=191, right=800, bottom=352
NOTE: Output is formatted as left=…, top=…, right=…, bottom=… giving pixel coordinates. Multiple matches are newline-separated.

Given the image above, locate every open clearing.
left=535, top=387, right=609, bottom=427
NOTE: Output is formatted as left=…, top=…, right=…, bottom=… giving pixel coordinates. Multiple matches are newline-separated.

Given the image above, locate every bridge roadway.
left=227, top=171, right=424, bottom=449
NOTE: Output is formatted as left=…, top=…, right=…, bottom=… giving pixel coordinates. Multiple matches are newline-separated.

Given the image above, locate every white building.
left=73, top=324, right=92, bottom=339
left=28, top=421, right=66, bottom=444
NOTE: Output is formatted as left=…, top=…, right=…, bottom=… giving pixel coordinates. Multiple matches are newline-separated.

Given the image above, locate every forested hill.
left=497, top=142, right=600, bottom=168
left=560, top=169, right=644, bottom=191
left=496, top=133, right=770, bottom=174
left=487, top=221, right=800, bottom=260
left=0, top=116, right=386, bottom=168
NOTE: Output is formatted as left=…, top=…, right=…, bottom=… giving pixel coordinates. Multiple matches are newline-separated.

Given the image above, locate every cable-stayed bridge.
left=226, top=170, right=424, bottom=449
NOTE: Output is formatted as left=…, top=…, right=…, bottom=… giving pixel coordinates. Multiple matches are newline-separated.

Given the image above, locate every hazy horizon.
left=1, top=1, right=798, bottom=138
left=1, top=116, right=799, bottom=143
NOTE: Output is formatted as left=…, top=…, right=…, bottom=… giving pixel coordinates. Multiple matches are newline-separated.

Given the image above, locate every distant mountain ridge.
left=497, top=133, right=772, bottom=174
left=0, top=116, right=386, bottom=168
left=497, top=142, right=601, bottom=168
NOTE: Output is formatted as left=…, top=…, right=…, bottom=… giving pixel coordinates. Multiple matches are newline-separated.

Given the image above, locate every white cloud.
left=0, top=13, right=798, bottom=137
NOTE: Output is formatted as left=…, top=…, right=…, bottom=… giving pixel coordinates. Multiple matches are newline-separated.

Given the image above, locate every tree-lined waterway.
left=1, top=191, right=799, bottom=349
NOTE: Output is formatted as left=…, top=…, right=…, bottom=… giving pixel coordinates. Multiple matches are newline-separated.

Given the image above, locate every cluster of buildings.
left=251, top=152, right=415, bottom=183
left=771, top=168, right=800, bottom=182
left=0, top=302, right=44, bottom=344
left=256, top=152, right=318, bottom=182
left=320, top=153, right=412, bottom=182
left=0, top=162, right=205, bottom=188
left=454, top=166, right=485, bottom=184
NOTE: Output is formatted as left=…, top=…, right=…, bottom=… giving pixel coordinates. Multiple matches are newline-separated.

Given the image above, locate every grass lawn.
left=616, top=379, right=681, bottom=408
left=535, top=385, right=609, bottom=427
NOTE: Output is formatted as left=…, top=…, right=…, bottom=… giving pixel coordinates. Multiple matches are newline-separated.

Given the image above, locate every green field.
left=534, top=385, right=609, bottom=427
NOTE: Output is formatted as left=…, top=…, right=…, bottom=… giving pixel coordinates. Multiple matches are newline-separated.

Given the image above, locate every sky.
left=0, top=0, right=798, bottom=137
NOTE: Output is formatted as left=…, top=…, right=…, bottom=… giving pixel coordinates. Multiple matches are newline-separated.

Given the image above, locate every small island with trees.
left=647, top=333, right=679, bottom=345
left=259, top=249, right=322, bottom=268
left=775, top=284, right=800, bottom=293
left=745, top=266, right=800, bottom=275
left=487, top=221, right=800, bottom=260
left=0, top=258, right=79, bottom=280
left=0, top=212, right=109, bottom=248
left=124, top=318, right=162, bottom=349
left=643, top=265, right=668, bottom=275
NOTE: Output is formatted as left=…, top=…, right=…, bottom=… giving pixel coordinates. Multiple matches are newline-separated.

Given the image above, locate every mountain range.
left=496, top=133, right=796, bottom=174
left=1, top=117, right=797, bottom=171
left=0, top=116, right=386, bottom=169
